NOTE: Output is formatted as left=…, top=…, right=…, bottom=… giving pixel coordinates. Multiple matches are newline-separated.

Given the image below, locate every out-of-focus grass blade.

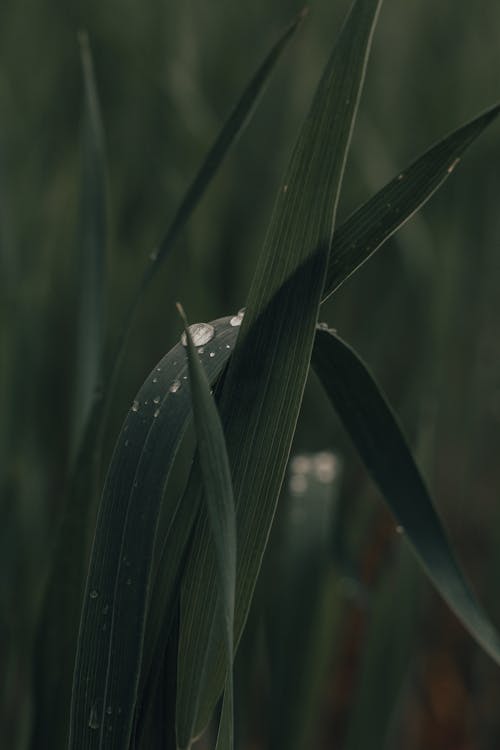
left=312, top=328, right=500, bottom=666
left=345, top=542, right=418, bottom=750
left=178, top=305, right=237, bottom=750
left=268, top=453, right=344, bottom=750
left=142, top=10, right=307, bottom=288
left=176, top=1, right=383, bottom=744
left=30, top=34, right=107, bottom=750
left=68, top=317, right=238, bottom=750
left=322, top=103, right=500, bottom=301
left=71, top=31, right=108, bottom=459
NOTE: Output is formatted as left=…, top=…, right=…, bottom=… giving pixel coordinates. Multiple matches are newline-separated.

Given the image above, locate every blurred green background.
left=1, top=0, right=500, bottom=748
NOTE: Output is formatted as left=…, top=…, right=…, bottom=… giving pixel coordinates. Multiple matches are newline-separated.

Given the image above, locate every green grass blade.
left=178, top=305, right=237, bottom=750
left=312, top=328, right=500, bottom=666
left=323, top=103, right=500, bottom=301
left=143, top=11, right=306, bottom=287
left=29, top=35, right=107, bottom=750
left=345, top=543, right=418, bottom=750
left=68, top=317, right=238, bottom=750
left=176, top=1, right=383, bottom=743
left=268, top=454, right=343, bottom=750
left=72, top=31, right=108, bottom=460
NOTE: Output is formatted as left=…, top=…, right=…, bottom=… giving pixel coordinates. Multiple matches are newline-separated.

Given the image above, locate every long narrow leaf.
left=178, top=305, right=237, bottom=750
left=311, top=328, right=500, bottom=666
left=323, top=103, right=500, bottom=301
left=30, top=34, right=107, bottom=750
left=143, top=11, right=306, bottom=286
left=176, top=1, right=383, bottom=743
left=71, top=30, right=108, bottom=459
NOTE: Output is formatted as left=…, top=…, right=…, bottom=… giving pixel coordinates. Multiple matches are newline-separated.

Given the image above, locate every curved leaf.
left=311, top=328, right=500, bottom=666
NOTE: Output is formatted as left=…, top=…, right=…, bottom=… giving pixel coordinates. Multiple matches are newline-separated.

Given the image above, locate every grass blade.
left=268, top=454, right=343, bottom=750
left=323, top=103, right=500, bottom=301
left=68, top=317, right=238, bottom=750
left=71, top=31, right=108, bottom=459
left=178, top=305, right=237, bottom=750
left=143, top=10, right=306, bottom=287
left=30, top=34, right=107, bottom=750
left=176, top=1, right=383, bottom=743
left=312, top=328, right=500, bottom=666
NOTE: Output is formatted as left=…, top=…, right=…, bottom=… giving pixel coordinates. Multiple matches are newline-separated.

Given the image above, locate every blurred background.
left=1, top=0, right=500, bottom=748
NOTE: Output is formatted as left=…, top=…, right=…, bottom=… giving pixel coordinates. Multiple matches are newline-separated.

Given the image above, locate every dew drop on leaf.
left=131, top=400, right=139, bottom=412
left=169, top=380, right=181, bottom=394
left=89, top=590, right=99, bottom=599
left=153, top=396, right=160, bottom=404
left=181, top=323, right=215, bottom=347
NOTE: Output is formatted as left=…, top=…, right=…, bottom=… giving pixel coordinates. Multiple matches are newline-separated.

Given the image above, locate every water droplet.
left=447, top=158, right=460, bottom=174
left=88, top=703, right=100, bottom=730
left=396, top=525, right=404, bottom=535
left=153, top=408, right=160, bottom=418
left=397, top=172, right=404, bottom=181
left=169, top=379, right=181, bottom=393
left=225, top=344, right=231, bottom=349
left=156, top=366, right=161, bottom=372
left=283, top=184, right=288, bottom=193
left=131, top=400, right=139, bottom=412
left=89, top=590, right=99, bottom=599
left=152, top=377, right=158, bottom=383
left=209, top=351, right=216, bottom=358
left=149, top=248, right=158, bottom=262
left=153, top=396, right=160, bottom=404
left=198, top=347, right=205, bottom=354
left=183, top=375, right=188, bottom=380
left=181, top=323, right=215, bottom=348
left=106, top=706, right=113, bottom=716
